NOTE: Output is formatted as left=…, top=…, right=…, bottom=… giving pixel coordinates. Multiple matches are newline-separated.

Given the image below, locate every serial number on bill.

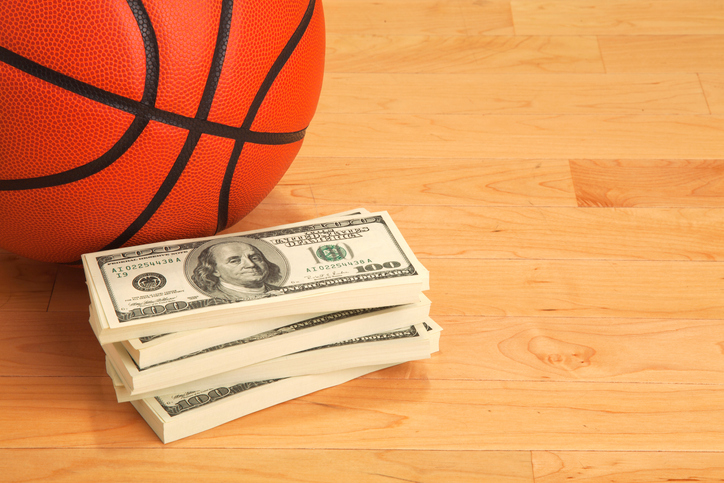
left=110, top=258, right=182, bottom=277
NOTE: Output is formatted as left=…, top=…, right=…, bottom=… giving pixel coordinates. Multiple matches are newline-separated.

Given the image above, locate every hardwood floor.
left=3, top=0, right=724, bottom=481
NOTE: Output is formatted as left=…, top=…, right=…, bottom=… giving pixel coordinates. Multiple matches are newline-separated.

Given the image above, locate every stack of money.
left=81, top=209, right=439, bottom=443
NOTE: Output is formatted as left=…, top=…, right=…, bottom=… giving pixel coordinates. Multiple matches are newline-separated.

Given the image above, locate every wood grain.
left=532, top=451, right=724, bottom=482
left=0, top=251, right=57, bottom=312
left=600, top=35, right=724, bottom=73
left=512, top=0, right=724, bottom=35
left=570, top=159, right=724, bottom=207
left=247, top=182, right=316, bottom=206
left=283, top=158, right=576, bottom=206
left=697, top=73, right=724, bottom=114
left=3, top=377, right=724, bottom=451
left=0, top=449, right=534, bottom=483
left=222, top=200, right=320, bottom=231
left=325, top=35, right=604, bottom=74
left=0, top=377, right=151, bottom=448
left=0, top=311, right=103, bottom=377
left=325, top=0, right=514, bottom=36
left=388, top=315, right=724, bottom=384
left=300, top=113, right=724, bottom=159
left=318, top=73, right=710, bottom=115
left=427, top=258, right=724, bottom=318
left=383, top=205, right=724, bottom=260
left=47, top=265, right=90, bottom=312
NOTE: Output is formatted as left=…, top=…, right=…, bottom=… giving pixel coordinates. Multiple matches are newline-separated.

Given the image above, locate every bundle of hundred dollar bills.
left=81, top=209, right=440, bottom=443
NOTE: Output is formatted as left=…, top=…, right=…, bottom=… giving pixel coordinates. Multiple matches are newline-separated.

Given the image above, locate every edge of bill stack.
left=122, top=293, right=432, bottom=371
left=107, top=317, right=442, bottom=402
left=104, top=304, right=436, bottom=395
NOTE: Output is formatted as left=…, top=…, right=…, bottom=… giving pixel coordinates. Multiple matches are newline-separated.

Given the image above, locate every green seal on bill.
left=316, top=244, right=347, bottom=261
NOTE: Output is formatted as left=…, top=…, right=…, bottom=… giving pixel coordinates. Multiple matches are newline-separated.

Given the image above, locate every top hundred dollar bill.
left=82, top=212, right=429, bottom=344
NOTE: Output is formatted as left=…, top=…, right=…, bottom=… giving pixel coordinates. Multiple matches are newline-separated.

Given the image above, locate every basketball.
left=0, top=0, right=325, bottom=264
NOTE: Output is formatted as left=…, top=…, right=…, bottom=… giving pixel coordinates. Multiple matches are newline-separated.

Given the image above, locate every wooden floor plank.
left=384, top=315, right=724, bottom=385
left=247, top=183, right=316, bottom=206
left=190, top=380, right=724, bottom=451
left=384, top=205, right=724, bottom=261
left=325, top=0, right=514, bottom=36
left=0, top=252, right=57, bottom=312
left=47, top=265, right=89, bottom=312
left=221, top=201, right=320, bottom=233
left=283, top=158, right=576, bottom=207
left=532, top=451, right=724, bottom=482
left=426, top=258, right=724, bottom=319
left=300, top=113, right=724, bottom=159
left=511, top=0, right=724, bottom=35
left=697, top=73, right=724, bottom=114
left=0, top=292, right=52, bottom=313
left=0, top=311, right=103, bottom=377
left=570, top=159, right=724, bottom=207
left=318, top=73, right=710, bottom=115
left=326, top=35, right=604, bottom=74
left=0, top=377, right=151, bottom=447
left=3, top=377, right=723, bottom=451
left=0, top=448, right=534, bottom=483
left=600, top=35, right=724, bottom=73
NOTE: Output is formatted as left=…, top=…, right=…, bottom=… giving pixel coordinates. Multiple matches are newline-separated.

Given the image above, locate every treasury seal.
left=316, top=244, right=348, bottom=262
left=132, top=273, right=167, bottom=292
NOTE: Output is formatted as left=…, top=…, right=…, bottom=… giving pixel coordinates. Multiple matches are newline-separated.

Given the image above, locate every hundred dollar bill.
left=119, top=208, right=379, bottom=364
left=111, top=318, right=441, bottom=403
left=122, top=294, right=431, bottom=369
left=130, top=363, right=394, bottom=444
left=83, top=211, right=429, bottom=344
left=106, top=318, right=440, bottom=395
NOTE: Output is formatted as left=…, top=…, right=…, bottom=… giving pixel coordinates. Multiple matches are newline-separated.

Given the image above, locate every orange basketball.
left=0, top=0, right=324, bottom=263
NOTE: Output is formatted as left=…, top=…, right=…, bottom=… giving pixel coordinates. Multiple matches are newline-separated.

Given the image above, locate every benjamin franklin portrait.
left=189, top=238, right=286, bottom=302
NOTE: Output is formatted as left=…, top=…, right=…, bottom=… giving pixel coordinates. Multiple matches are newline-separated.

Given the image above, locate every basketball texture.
left=0, top=0, right=324, bottom=264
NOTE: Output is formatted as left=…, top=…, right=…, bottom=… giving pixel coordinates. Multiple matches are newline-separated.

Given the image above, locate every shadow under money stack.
left=81, top=209, right=439, bottom=443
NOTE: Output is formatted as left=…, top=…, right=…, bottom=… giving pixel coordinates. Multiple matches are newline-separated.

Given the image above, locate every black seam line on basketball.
left=242, top=0, right=316, bottom=130
left=0, top=119, right=149, bottom=191
left=216, top=140, right=245, bottom=232
left=0, top=0, right=161, bottom=192
left=196, top=0, right=233, bottom=119
left=102, top=131, right=202, bottom=251
left=101, top=0, right=234, bottom=251
left=0, top=47, right=305, bottom=144
left=127, top=0, right=160, bottom=107
left=216, top=0, right=317, bottom=232
left=0, top=63, right=303, bottom=190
